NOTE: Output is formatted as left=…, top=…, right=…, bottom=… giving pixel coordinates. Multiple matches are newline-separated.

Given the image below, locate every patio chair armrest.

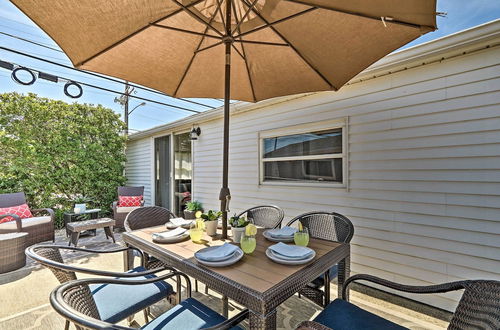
left=0, top=214, right=22, bottom=231
left=341, top=274, right=468, bottom=300
left=27, top=245, right=175, bottom=278
left=31, top=208, right=55, bottom=221
left=295, top=321, right=333, bottom=330
left=204, top=309, right=249, bottom=330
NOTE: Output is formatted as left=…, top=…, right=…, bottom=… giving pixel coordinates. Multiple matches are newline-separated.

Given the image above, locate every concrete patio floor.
left=0, top=229, right=450, bottom=329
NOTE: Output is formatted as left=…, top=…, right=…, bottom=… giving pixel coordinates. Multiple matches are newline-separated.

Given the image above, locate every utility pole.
left=114, top=82, right=135, bottom=135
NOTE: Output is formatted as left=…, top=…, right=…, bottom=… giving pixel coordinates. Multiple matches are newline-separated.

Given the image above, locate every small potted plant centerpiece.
left=73, top=195, right=92, bottom=214
left=184, top=200, right=203, bottom=220
left=200, top=210, right=222, bottom=236
left=229, top=214, right=250, bottom=243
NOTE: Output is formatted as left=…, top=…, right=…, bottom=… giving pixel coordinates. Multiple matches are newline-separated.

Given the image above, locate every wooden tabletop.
left=129, top=226, right=342, bottom=293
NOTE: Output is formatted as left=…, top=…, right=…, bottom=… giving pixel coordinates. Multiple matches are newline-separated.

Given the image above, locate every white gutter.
left=129, top=19, right=500, bottom=141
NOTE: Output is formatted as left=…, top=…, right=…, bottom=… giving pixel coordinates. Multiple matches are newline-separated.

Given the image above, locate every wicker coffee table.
left=66, top=218, right=115, bottom=247
left=0, top=232, right=28, bottom=273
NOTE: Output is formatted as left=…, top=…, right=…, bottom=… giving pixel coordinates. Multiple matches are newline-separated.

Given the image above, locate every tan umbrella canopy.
left=12, top=0, right=437, bottom=237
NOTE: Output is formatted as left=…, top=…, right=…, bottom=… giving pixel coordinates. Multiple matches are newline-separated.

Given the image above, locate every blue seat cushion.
left=90, top=266, right=173, bottom=323
left=309, top=264, right=338, bottom=288
left=141, top=298, right=242, bottom=330
left=313, top=299, right=407, bottom=330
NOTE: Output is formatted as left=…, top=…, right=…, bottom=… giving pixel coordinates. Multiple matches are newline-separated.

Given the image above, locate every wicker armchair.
left=50, top=271, right=249, bottom=330
left=306, top=274, right=500, bottom=330
left=112, top=186, right=145, bottom=229
left=0, top=192, right=55, bottom=246
left=287, top=211, right=354, bottom=307
left=236, top=205, right=284, bottom=229
left=124, top=206, right=176, bottom=269
left=26, top=244, right=176, bottom=329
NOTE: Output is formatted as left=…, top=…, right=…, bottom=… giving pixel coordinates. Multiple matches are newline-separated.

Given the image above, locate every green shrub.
left=0, top=92, right=127, bottom=228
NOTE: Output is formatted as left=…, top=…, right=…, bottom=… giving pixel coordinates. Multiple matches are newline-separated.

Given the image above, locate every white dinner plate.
left=265, top=247, right=315, bottom=265
left=195, top=246, right=244, bottom=267
left=152, top=231, right=190, bottom=243
left=263, top=229, right=295, bottom=243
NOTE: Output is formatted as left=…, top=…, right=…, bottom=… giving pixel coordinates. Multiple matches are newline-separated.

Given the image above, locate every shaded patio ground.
left=0, top=229, right=449, bottom=329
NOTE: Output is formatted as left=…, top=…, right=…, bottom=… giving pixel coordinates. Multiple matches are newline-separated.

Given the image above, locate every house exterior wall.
left=125, top=137, right=153, bottom=205
left=126, top=22, right=500, bottom=311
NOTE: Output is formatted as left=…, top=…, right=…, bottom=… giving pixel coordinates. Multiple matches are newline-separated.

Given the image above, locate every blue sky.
left=1, top=0, right=499, bottom=131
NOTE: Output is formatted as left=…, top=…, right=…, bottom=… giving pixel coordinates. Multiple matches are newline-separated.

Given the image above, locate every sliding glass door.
left=154, top=135, right=170, bottom=209
left=173, top=132, right=192, bottom=215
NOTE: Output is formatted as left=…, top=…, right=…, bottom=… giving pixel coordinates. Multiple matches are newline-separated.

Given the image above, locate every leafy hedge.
left=0, top=93, right=126, bottom=228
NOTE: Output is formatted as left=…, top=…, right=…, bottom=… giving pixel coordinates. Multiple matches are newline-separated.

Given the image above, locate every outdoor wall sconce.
left=190, top=126, right=201, bottom=140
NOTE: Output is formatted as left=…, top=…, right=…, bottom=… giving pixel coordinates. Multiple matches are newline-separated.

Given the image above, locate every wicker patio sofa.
left=0, top=192, right=55, bottom=246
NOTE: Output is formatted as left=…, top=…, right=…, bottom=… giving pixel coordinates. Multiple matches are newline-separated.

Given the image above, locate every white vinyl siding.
left=191, top=45, right=500, bottom=311
left=126, top=23, right=500, bottom=312
left=125, top=138, right=153, bottom=205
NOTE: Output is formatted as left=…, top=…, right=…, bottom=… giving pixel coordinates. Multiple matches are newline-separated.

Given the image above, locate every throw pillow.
left=0, top=203, right=33, bottom=224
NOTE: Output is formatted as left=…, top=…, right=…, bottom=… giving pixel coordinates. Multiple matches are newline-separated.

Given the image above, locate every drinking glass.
left=294, top=227, right=309, bottom=247
left=189, top=220, right=204, bottom=242
left=240, top=235, right=256, bottom=254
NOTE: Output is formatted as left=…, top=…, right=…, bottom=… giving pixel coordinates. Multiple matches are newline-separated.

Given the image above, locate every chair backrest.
left=118, top=186, right=144, bottom=197
left=448, top=280, right=500, bottom=330
left=287, top=211, right=354, bottom=243
left=27, top=246, right=77, bottom=283
left=53, top=282, right=102, bottom=326
left=237, top=205, right=284, bottom=229
left=0, top=192, right=27, bottom=208
left=124, top=206, right=175, bottom=231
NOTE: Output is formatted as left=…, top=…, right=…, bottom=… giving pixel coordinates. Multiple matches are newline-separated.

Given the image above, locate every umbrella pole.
left=219, top=0, right=233, bottom=239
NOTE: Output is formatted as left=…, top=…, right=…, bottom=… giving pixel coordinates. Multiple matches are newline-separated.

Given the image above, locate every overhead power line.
left=0, top=58, right=202, bottom=114
left=0, top=43, right=218, bottom=109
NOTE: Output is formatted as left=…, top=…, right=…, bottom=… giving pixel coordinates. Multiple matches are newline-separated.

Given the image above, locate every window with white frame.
left=260, top=120, right=346, bottom=185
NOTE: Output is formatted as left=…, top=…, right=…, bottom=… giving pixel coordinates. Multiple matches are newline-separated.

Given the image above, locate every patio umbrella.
left=11, top=0, right=437, bottom=238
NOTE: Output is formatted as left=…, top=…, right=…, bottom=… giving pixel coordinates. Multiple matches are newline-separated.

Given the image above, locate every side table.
left=0, top=232, right=28, bottom=273
left=66, top=218, right=115, bottom=247
left=63, top=208, right=101, bottom=236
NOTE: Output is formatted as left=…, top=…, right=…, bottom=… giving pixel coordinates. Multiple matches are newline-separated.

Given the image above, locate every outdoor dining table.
left=122, top=227, right=350, bottom=330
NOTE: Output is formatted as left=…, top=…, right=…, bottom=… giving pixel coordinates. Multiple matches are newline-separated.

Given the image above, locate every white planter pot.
left=231, top=226, right=246, bottom=243
left=205, top=220, right=218, bottom=236
left=74, top=203, right=86, bottom=214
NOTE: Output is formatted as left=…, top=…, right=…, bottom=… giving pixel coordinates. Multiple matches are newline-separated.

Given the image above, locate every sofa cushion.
left=0, top=203, right=33, bottom=224
left=119, top=195, right=143, bottom=207
left=116, top=206, right=141, bottom=213
left=0, top=216, right=51, bottom=233
left=141, top=297, right=242, bottom=330
left=313, top=299, right=406, bottom=330
left=90, top=266, right=173, bottom=323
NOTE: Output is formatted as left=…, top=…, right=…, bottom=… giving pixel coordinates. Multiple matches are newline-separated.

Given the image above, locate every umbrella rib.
left=231, top=44, right=245, bottom=60
left=75, top=0, right=206, bottom=66
left=173, top=1, right=223, bottom=96
left=232, top=2, right=257, bottom=102
left=171, top=0, right=224, bottom=37
left=285, top=0, right=435, bottom=30
left=240, top=0, right=335, bottom=90
left=215, top=0, right=226, bottom=29
left=234, top=40, right=288, bottom=46
left=151, top=24, right=221, bottom=40
left=195, top=41, right=224, bottom=53
left=233, top=7, right=317, bottom=39
left=231, top=0, right=259, bottom=35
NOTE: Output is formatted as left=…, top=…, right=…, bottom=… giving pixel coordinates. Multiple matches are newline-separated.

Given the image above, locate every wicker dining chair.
left=50, top=271, right=249, bottom=330
left=26, top=244, right=176, bottom=329
left=287, top=211, right=354, bottom=307
left=124, top=206, right=177, bottom=269
left=236, top=205, right=284, bottom=229
left=306, top=274, right=500, bottom=330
